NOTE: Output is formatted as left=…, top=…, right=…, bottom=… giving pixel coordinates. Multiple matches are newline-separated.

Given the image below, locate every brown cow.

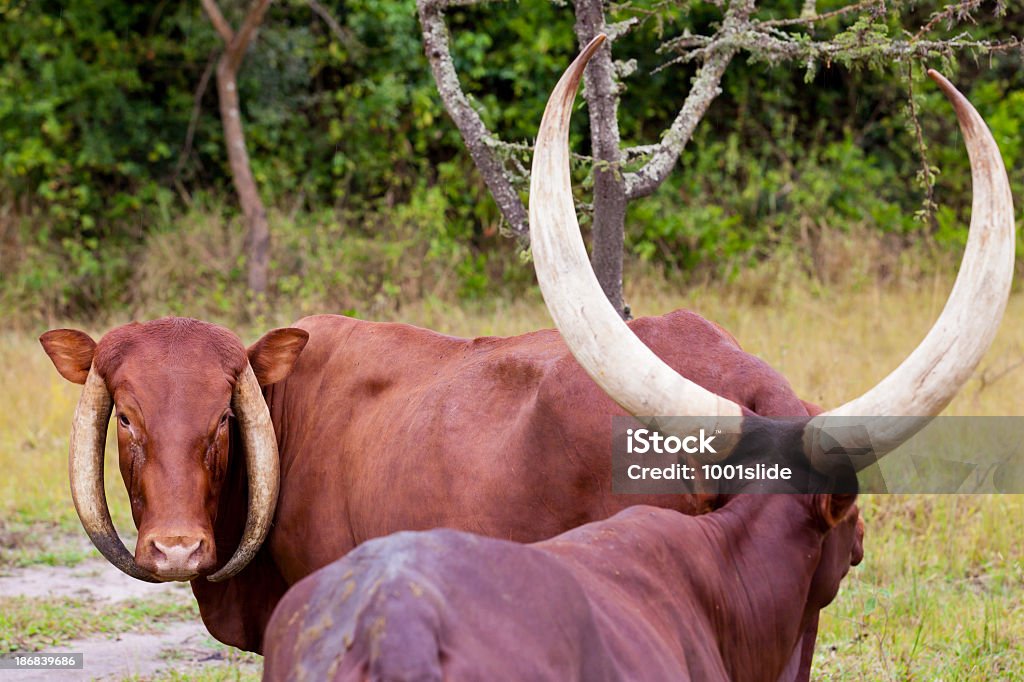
left=39, top=310, right=814, bottom=651
left=39, top=34, right=1012, bottom=677
left=261, top=494, right=864, bottom=682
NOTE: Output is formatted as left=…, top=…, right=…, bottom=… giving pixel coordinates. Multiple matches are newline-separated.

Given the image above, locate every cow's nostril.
left=150, top=537, right=204, bottom=576
left=153, top=538, right=201, bottom=557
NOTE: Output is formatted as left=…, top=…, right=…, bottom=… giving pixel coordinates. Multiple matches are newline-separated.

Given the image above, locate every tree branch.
left=306, top=0, right=363, bottom=54
left=625, top=49, right=734, bottom=200
left=201, top=0, right=275, bottom=295
left=625, top=0, right=760, bottom=200
left=491, top=138, right=597, bottom=165
left=914, top=0, right=984, bottom=40
left=759, top=0, right=881, bottom=28
left=173, top=47, right=219, bottom=181
left=200, top=0, right=234, bottom=44
left=666, top=29, right=1020, bottom=65
left=223, top=0, right=274, bottom=76
left=416, top=0, right=529, bottom=244
left=622, top=144, right=661, bottom=161
left=905, top=61, right=938, bottom=227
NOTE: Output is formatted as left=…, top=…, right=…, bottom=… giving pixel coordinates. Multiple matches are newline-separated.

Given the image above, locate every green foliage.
left=630, top=119, right=925, bottom=279
left=0, top=0, right=1022, bottom=320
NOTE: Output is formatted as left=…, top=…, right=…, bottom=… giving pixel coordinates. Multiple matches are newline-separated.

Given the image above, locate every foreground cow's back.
left=263, top=498, right=863, bottom=681
left=262, top=530, right=618, bottom=682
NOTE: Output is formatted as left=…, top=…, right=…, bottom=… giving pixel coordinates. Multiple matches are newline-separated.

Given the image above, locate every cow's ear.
left=247, top=328, right=309, bottom=386
left=815, top=494, right=858, bottom=528
left=39, top=329, right=97, bottom=385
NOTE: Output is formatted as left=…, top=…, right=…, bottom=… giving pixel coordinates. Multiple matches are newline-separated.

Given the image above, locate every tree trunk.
left=215, top=60, right=270, bottom=295
left=202, top=0, right=274, bottom=297
left=574, top=0, right=628, bottom=319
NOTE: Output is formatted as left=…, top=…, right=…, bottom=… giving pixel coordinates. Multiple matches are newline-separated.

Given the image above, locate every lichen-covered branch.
left=417, top=0, right=530, bottom=245
left=491, top=138, right=597, bottom=165
left=913, top=0, right=986, bottom=40
left=759, top=0, right=881, bottom=28
left=905, top=61, right=938, bottom=226
left=625, top=0, right=759, bottom=200
left=624, top=49, right=734, bottom=200
left=662, top=28, right=1019, bottom=68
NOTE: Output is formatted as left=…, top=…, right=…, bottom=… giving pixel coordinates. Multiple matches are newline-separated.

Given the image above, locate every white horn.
left=805, top=69, right=1015, bottom=465
left=529, top=34, right=744, bottom=444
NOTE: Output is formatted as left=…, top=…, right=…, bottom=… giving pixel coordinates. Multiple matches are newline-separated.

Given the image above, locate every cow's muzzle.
left=136, top=532, right=216, bottom=581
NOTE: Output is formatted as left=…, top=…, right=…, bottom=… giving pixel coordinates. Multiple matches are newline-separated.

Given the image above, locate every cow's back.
left=262, top=511, right=743, bottom=681
left=263, top=311, right=815, bottom=582
left=264, top=314, right=575, bottom=581
left=262, top=530, right=618, bottom=682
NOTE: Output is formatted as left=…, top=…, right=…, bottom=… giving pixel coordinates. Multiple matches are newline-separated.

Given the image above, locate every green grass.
left=144, top=641, right=263, bottom=682
left=126, top=665, right=262, bottom=682
left=0, top=595, right=198, bottom=653
left=122, top=667, right=260, bottom=682
left=0, top=520, right=97, bottom=568
left=815, top=495, right=1024, bottom=679
left=2, top=279, right=1023, bottom=680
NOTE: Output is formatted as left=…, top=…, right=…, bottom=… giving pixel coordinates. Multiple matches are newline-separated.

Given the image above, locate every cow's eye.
left=118, top=414, right=131, bottom=428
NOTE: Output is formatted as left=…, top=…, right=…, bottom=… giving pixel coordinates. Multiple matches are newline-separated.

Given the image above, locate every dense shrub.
left=0, top=0, right=1021, bottom=321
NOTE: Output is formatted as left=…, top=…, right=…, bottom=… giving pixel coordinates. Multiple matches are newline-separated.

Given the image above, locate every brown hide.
left=45, top=311, right=836, bottom=676
left=262, top=495, right=863, bottom=681
left=196, top=309, right=838, bottom=681
left=265, top=311, right=810, bottom=578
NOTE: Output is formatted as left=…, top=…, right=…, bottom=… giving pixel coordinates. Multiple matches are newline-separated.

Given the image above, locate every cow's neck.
left=188, top=406, right=289, bottom=654
left=683, top=495, right=821, bottom=681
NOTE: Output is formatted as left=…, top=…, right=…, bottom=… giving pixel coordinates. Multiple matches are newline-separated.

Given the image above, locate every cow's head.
left=40, top=318, right=308, bottom=582
left=529, top=35, right=1014, bottom=477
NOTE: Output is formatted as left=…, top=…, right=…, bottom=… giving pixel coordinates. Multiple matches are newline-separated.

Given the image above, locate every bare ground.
left=0, top=552, right=260, bottom=680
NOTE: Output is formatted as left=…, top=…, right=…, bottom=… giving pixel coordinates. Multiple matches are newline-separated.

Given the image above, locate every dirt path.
left=0, top=556, right=260, bottom=681
left=2, top=622, right=217, bottom=682
left=0, top=557, right=190, bottom=603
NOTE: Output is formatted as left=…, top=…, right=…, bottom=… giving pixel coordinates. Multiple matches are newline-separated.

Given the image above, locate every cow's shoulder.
left=630, top=309, right=812, bottom=417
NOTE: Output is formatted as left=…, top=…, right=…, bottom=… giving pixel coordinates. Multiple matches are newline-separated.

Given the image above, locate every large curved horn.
left=207, top=363, right=280, bottom=582
left=804, top=69, right=1015, bottom=467
left=529, top=34, right=744, bottom=444
left=531, top=42, right=1014, bottom=471
left=69, top=370, right=160, bottom=582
